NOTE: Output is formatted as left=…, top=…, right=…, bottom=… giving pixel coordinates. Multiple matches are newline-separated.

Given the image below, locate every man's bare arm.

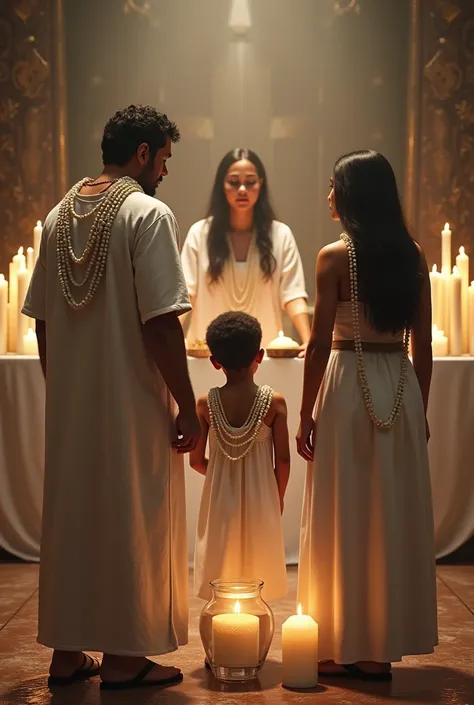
left=35, top=319, right=47, bottom=378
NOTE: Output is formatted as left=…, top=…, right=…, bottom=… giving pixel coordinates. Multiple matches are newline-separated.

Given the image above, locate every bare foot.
left=49, top=650, right=89, bottom=678
left=318, top=660, right=346, bottom=675
left=100, top=655, right=180, bottom=684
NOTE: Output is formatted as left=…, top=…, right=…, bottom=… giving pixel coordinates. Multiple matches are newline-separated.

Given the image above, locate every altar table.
left=1, top=355, right=473, bottom=563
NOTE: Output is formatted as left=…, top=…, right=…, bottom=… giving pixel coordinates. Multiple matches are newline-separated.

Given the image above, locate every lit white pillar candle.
left=449, top=266, right=462, bottom=356
left=23, top=328, right=38, bottom=356
left=212, top=601, right=259, bottom=668
left=8, top=247, right=26, bottom=353
left=26, top=246, right=34, bottom=275
left=429, top=265, right=441, bottom=330
left=282, top=604, right=319, bottom=689
left=16, top=264, right=30, bottom=354
left=442, top=222, right=452, bottom=274
left=456, top=246, right=469, bottom=352
left=0, top=274, right=7, bottom=354
left=469, top=282, right=474, bottom=356
left=33, top=221, right=43, bottom=265
left=432, top=325, right=448, bottom=358
left=439, top=266, right=450, bottom=338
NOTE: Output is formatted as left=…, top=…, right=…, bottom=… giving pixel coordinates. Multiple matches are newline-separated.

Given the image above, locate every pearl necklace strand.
left=220, top=234, right=260, bottom=313
left=208, top=385, right=273, bottom=461
left=57, top=176, right=143, bottom=309
left=341, top=232, right=410, bottom=431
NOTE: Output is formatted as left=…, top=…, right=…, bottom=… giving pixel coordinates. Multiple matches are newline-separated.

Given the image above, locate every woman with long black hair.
left=297, top=151, right=437, bottom=679
left=181, top=148, right=310, bottom=348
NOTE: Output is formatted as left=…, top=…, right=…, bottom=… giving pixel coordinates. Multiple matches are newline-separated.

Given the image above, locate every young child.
left=190, top=311, right=289, bottom=602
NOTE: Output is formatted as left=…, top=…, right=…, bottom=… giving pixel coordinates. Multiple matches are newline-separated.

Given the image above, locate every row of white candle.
left=430, top=223, right=474, bottom=356
left=211, top=600, right=319, bottom=688
left=0, top=221, right=42, bottom=355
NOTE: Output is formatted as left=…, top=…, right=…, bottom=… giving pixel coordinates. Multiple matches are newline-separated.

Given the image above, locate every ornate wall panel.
left=0, top=0, right=66, bottom=275
left=407, top=0, right=474, bottom=274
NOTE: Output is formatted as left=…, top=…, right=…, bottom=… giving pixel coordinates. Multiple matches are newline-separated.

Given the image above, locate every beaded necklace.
left=57, top=176, right=143, bottom=309
left=207, top=385, right=273, bottom=461
left=341, top=232, right=410, bottom=431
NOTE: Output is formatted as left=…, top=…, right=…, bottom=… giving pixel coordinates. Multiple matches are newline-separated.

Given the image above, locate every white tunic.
left=181, top=219, right=307, bottom=346
left=23, top=190, right=191, bottom=656
left=194, top=394, right=287, bottom=603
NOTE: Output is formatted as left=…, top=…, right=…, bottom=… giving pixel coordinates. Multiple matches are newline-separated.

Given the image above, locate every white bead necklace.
left=220, top=233, right=260, bottom=313
left=341, top=232, right=410, bottom=430
left=208, top=385, right=273, bottom=461
left=57, top=176, right=143, bottom=309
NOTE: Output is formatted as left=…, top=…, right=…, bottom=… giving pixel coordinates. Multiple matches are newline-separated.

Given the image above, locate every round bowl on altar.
left=199, top=580, right=274, bottom=683
left=186, top=340, right=210, bottom=358
left=266, top=331, right=301, bottom=358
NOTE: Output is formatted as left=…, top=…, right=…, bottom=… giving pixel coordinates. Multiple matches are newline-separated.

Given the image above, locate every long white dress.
left=194, top=389, right=287, bottom=602
left=23, top=189, right=191, bottom=656
left=298, top=303, right=438, bottom=663
left=181, top=219, right=307, bottom=346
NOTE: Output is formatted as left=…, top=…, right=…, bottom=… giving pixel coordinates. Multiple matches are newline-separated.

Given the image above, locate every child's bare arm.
left=189, top=395, right=210, bottom=475
left=271, top=393, right=291, bottom=514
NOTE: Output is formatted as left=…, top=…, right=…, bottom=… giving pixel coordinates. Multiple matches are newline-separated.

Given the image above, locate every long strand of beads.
left=57, top=176, right=143, bottom=309
left=212, top=384, right=267, bottom=440
left=208, top=385, right=273, bottom=461
left=208, top=387, right=272, bottom=446
left=341, top=232, right=410, bottom=430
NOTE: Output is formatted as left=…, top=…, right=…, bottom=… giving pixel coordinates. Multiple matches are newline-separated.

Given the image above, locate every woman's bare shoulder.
left=317, top=239, right=348, bottom=270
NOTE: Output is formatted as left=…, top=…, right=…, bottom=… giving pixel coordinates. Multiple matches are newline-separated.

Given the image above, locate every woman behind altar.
left=181, top=148, right=311, bottom=349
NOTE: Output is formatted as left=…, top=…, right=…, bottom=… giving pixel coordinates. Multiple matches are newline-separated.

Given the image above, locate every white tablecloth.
left=1, top=355, right=473, bottom=563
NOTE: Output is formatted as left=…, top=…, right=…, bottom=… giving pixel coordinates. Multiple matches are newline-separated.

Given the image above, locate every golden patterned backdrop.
left=1, top=1, right=472, bottom=279
left=408, top=0, right=474, bottom=275
left=0, top=0, right=66, bottom=275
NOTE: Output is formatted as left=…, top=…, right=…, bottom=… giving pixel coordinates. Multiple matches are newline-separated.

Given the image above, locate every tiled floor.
left=1, top=564, right=474, bottom=704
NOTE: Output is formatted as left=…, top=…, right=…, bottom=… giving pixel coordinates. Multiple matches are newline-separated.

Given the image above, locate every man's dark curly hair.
left=101, top=105, right=180, bottom=166
left=206, top=312, right=262, bottom=371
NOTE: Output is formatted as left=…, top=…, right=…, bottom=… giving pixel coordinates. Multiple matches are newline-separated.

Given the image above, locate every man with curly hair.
left=23, top=105, right=199, bottom=690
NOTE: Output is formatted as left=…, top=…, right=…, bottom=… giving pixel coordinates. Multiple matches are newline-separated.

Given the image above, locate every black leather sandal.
left=48, top=653, right=100, bottom=687
left=343, top=663, right=392, bottom=681
left=100, top=660, right=183, bottom=690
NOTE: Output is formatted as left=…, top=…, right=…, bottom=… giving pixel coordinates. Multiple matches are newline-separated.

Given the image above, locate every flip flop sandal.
left=100, top=660, right=183, bottom=691
left=48, top=653, right=100, bottom=687
left=342, top=663, right=393, bottom=681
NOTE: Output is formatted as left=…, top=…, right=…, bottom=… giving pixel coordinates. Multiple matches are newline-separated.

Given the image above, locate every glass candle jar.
left=200, top=580, right=274, bottom=682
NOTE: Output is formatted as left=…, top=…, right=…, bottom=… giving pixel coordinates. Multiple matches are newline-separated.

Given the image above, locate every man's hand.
left=172, top=409, right=201, bottom=454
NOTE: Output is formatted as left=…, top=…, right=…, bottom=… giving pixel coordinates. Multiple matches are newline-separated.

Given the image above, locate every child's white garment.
left=194, top=386, right=287, bottom=601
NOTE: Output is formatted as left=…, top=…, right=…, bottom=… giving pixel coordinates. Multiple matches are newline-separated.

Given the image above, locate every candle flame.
left=278, top=330, right=284, bottom=337
left=460, top=246, right=465, bottom=255
left=36, top=220, right=42, bottom=227
left=27, top=246, right=33, bottom=253
left=0, top=274, right=4, bottom=281
left=444, top=222, right=450, bottom=230
left=18, top=247, right=23, bottom=256
left=297, top=603, right=303, bottom=616
left=234, top=600, right=241, bottom=615
left=432, top=264, right=437, bottom=273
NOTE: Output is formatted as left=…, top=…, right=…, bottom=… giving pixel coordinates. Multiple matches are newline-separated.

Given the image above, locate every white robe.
left=23, top=190, right=191, bottom=655
left=181, top=219, right=307, bottom=346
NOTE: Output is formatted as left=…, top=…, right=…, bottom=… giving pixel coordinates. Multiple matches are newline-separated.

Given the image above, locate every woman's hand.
left=298, top=342, right=308, bottom=359
left=296, top=415, right=315, bottom=461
